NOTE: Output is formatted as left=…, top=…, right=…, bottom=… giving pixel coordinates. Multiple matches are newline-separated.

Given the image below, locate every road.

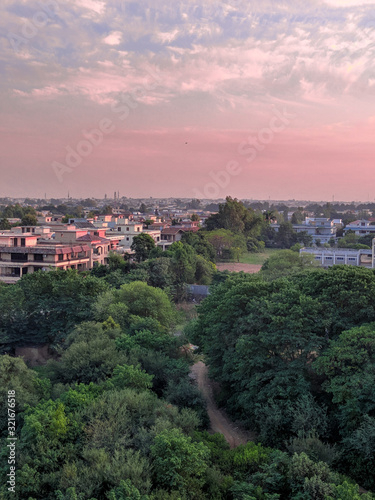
left=190, top=361, right=254, bottom=449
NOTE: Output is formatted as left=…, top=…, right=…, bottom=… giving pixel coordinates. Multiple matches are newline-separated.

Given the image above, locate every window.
left=348, top=257, right=356, bottom=261
left=58, top=254, right=64, bottom=261
left=337, top=257, right=344, bottom=261
left=34, top=254, right=44, bottom=262
left=11, top=253, right=28, bottom=262
left=118, top=227, right=121, bottom=231
left=126, top=237, right=129, bottom=241
left=126, top=227, right=129, bottom=231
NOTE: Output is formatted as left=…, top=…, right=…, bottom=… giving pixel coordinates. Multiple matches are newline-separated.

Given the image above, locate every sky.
left=1, top=0, right=375, bottom=201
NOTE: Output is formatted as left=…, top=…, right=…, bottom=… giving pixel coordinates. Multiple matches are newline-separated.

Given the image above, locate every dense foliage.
left=190, top=265, right=375, bottom=491
left=0, top=256, right=374, bottom=498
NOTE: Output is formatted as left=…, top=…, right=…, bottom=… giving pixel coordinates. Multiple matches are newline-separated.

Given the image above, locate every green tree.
left=108, top=364, right=154, bottom=390
left=296, top=265, right=375, bottom=339
left=168, top=241, right=197, bottom=291
left=146, top=257, right=175, bottom=290
left=110, top=281, right=176, bottom=329
left=205, top=229, right=246, bottom=260
left=53, top=321, right=126, bottom=384
left=21, top=213, right=38, bottom=226
left=0, top=355, right=47, bottom=433
left=107, top=479, right=146, bottom=500
left=151, top=428, right=210, bottom=494
left=0, top=269, right=108, bottom=347
left=131, top=233, right=156, bottom=262
left=180, top=232, right=216, bottom=262
left=195, top=255, right=216, bottom=285
left=0, top=218, right=11, bottom=230
left=205, top=196, right=262, bottom=236
left=275, top=222, right=297, bottom=248
left=261, top=250, right=318, bottom=280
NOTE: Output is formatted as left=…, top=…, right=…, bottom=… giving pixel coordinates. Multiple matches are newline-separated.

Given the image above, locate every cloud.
left=1, top=0, right=375, bottom=199
left=103, top=31, right=122, bottom=45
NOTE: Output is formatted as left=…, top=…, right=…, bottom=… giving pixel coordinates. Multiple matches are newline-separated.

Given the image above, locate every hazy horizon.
left=1, top=0, right=375, bottom=201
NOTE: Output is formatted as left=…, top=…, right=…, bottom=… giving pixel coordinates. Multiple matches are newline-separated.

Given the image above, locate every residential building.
left=343, top=220, right=375, bottom=236
left=54, top=227, right=116, bottom=267
left=272, top=217, right=337, bottom=244
left=0, top=230, right=90, bottom=283
left=107, top=222, right=161, bottom=250
left=160, top=227, right=185, bottom=243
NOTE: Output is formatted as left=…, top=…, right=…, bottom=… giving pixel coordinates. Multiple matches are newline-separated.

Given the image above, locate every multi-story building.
left=54, top=227, right=117, bottom=267
left=160, top=227, right=186, bottom=243
left=0, top=230, right=90, bottom=283
left=343, top=220, right=375, bottom=236
left=272, top=217, right=337, bottom=244
left=107, top=222, right=161, bottom=250
left=0, top=225, right=122, bottom=283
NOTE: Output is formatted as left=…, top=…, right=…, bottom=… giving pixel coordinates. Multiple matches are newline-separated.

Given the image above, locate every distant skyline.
left=1, top=0, right=375, bottom=201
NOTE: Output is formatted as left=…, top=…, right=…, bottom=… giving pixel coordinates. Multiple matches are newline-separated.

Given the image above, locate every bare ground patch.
left=216, top=263, right=262, bottom=273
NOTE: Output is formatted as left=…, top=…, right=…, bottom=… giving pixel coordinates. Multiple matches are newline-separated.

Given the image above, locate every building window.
left=34, top=254, right=44, bottom=262
left=58, top=254, right=64, bottom=261
left=118, top=227, right=121, bottom=231
left=126, top=227, right=129, bottom=231
left=11, top=253, right=28, bottom=262
left=126, top=237, right=129, bottom=241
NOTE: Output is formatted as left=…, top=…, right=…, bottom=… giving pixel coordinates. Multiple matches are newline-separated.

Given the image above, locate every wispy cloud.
left=1, top=0, right=375, bottom=198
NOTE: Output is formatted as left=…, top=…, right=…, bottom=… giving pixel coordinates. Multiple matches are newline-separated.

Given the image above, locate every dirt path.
left=190, top=361, right=254, bottom=449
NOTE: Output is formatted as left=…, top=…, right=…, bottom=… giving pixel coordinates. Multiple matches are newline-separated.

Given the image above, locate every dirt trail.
left=190, top=361, right=255, bottom=449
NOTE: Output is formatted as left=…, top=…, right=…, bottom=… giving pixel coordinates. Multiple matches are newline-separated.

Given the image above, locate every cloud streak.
left=1, top=0, right=375, bottom=199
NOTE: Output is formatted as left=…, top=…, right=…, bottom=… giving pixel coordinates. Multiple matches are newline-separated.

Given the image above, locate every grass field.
left=238, top=248, right=279, bottom=266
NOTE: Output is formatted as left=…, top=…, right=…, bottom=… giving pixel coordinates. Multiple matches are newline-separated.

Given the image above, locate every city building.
left=300, top=246, right=374, bottom=268
left=343, top=220, right=375, bottom=236
left=0, top=230, right=90, bottom=284
left=272, top=217, right=337, bottom=244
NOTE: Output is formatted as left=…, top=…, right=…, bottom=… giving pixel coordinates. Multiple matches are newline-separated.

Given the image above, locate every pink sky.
left=1, top=0, right=375, bottom=200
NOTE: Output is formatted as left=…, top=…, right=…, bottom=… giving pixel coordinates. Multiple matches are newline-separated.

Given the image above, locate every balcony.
left=0, top=276, right=21, bottom=284
left=11, top=253, right=28, bottom=262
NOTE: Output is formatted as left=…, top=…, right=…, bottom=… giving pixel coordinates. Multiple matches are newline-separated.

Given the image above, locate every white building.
left=343, top=220, right=375, bottom=236
left=107, top=222, right=161, bottom=250
left=300, top=246, right=374, bottom=268
left=272, top=217, right=337, bottom=244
